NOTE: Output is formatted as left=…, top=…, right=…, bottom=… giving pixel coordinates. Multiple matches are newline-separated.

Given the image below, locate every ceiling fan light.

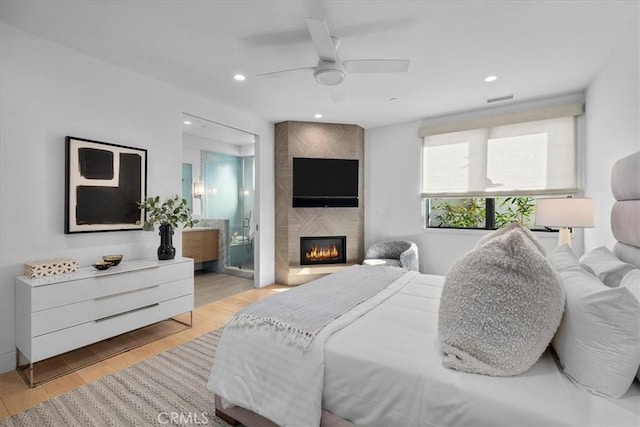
left=314, top=68, right=346, bottom=86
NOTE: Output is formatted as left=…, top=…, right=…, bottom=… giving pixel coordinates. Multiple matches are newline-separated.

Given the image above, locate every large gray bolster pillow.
left=438, top=223, right=565, bottom=376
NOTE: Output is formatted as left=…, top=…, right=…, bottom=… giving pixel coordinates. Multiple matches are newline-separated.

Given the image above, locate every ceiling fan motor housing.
left=314, top=60, right=347, bottom=86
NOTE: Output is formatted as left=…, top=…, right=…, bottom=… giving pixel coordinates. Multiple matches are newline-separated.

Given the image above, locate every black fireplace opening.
left=300, top=236, right=346, bottom=265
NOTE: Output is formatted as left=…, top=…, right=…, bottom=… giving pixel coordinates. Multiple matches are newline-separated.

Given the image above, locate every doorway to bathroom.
left=181, top=113, right=256, bottom=280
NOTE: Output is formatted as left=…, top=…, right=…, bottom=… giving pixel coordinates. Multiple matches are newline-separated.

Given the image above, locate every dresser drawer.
left=29, top=295, right=193, bottom=363
left=30, top=260, right=192, bottom=311
left=15, top=257, right=195, bottom=370
left=31, top=278, right=192, bottom=337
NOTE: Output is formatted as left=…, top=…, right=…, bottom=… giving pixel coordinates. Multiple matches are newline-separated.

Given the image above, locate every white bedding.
left=209, top=267, right=419, bottom=427
left=323, top=273, right=640, bottom=427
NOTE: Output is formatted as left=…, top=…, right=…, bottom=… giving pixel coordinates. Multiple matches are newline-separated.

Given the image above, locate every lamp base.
left=558, top=227, right=572, bottom=247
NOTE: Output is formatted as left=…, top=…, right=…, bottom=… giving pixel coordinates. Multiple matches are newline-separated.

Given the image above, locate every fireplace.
left=300, top=236, right=346, bottom=265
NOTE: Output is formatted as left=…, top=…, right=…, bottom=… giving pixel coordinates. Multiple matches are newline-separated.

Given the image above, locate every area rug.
left=1, top=330, right=230, bottom=427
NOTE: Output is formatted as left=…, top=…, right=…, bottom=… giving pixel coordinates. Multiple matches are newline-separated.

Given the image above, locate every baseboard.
left=0, top=349, right=15, bottom=374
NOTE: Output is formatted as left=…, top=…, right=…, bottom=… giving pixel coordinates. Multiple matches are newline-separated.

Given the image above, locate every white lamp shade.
left=535, top=197, right=594, bottom=228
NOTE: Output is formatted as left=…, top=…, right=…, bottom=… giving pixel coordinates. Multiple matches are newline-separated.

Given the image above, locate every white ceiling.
left=1, top=1, right=637, bottom=133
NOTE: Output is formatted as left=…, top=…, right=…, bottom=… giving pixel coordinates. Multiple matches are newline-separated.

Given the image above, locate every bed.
left=208, top=151, right=640, bottom=427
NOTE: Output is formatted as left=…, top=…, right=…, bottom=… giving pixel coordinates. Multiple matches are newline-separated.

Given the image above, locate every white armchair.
left=364, top=240, right=419, bottom=271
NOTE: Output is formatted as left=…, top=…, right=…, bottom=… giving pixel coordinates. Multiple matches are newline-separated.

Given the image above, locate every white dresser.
left=15, top=257, right=194, bottom=386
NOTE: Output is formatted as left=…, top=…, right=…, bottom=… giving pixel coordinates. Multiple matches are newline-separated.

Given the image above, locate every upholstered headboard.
left=611, top=151, right=640, bottom=268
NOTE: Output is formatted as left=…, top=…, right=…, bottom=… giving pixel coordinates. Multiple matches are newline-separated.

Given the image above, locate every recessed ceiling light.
left=314, top=113, right=323, bottom=119
left=183, top=120, right=192, bottom=125
left=484, top=75, right=498, bottom=82
left=234, top=74, right=246, bottom=81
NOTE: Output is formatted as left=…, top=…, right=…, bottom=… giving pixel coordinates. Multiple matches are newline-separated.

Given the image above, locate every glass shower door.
left=229, top=156, right=254, bottom=270
left=202, top=151, right=254, bottom=273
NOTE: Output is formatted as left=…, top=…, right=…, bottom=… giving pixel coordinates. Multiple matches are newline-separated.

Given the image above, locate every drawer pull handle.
left=94, top=284, right=160, bottom=300
left=94, top=264, right=159, bottom=277
left=95, top=303, right=159, bottom=322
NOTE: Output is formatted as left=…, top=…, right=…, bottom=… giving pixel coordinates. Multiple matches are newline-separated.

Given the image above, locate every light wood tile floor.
left=194, top=270, right=255, bottom=307
left=0, top=273, right=287, bottom=418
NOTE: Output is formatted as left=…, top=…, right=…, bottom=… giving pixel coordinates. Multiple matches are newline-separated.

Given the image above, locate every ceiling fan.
left=257, top=18, right=410, bottom=88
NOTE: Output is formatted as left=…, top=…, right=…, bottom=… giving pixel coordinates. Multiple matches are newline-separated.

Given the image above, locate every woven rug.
left=1, top=330, right=230, bottom=427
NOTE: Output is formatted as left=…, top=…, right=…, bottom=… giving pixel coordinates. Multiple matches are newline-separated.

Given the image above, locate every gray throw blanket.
left=226, top=265, right=407, bottom=351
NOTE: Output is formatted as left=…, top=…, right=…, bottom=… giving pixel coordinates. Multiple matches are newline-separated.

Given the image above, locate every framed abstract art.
left=65, top=136, right=147, bottom=233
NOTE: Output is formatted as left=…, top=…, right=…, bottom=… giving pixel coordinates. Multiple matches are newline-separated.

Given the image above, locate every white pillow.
left=551, top=266, right=640, bottom=398
left=620, top=269, right=640, bottom=382
left=548, top=244, right=595, bottom=275
left=580, top=246, right=636, bottom=287
left=621, top=269, right=640, bottom=298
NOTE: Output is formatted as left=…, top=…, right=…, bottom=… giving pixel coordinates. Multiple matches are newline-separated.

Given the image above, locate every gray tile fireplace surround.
left=274, top=121, right=365, bottom=286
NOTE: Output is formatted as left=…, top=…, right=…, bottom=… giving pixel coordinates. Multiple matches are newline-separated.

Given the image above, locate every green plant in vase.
left=137, top=195, right=198, bottom=260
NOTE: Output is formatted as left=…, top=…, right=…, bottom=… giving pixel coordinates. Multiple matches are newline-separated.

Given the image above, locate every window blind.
left=421, top=115, right=578, bottom=198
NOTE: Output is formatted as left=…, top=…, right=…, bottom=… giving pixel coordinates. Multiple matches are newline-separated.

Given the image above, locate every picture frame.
left=65, top=136, right=147, bottom=233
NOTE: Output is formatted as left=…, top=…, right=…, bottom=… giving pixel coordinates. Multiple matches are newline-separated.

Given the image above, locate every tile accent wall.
left=275, top=121, right=365, bottom=285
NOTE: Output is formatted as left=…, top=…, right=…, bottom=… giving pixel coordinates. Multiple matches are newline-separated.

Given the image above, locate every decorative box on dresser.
left=15, top=257, right=194, bottom=387
left=182, top=228, right=219, bottom=264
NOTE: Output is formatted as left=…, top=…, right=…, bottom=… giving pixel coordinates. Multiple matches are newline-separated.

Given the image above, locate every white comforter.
left=323, top=273, right=640, bottom=427
left=210, top=268, right=639, bottom=427
left=208, top=266, right=419, bottom=427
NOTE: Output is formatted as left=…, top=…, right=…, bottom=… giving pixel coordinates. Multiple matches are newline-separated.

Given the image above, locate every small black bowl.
left=92, top=261, right=112, bottom=271
left=102, top=254, right=123, bottom=266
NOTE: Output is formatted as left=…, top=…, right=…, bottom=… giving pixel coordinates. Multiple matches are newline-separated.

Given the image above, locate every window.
left=427, top=197, right=546, bottom=230
left=421, top=103, right=582, bottom=229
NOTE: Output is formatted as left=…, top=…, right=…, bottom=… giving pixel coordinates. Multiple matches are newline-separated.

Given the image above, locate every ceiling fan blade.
left=327, top=85, right=347, bottom=103
left=306, top=18, right=337, bottom=62
left=256, top=66, right=314, bottom=78
left=344, top=59, right=410, bottom=74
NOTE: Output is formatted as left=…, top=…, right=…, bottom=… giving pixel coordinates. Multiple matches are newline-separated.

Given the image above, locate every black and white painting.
left=65, top=136, right=147, bottom=233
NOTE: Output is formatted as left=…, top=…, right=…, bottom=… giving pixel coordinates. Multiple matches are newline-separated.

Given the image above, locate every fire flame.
left=305, top=244, right=339, bottom=261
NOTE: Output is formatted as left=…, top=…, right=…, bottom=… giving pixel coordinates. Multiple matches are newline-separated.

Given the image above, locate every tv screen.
left=293, top=157, right=358, bottom=203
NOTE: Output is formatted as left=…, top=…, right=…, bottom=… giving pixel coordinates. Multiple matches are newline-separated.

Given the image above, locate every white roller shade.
left=422, top=116, right=577, bottom=198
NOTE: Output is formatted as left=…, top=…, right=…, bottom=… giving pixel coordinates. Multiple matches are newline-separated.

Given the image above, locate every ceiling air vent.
left=487, top=94, right=514, bottom=103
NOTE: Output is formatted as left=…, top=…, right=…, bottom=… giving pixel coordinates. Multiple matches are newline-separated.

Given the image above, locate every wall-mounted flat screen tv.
left=292, top=157, right=359, bottom=207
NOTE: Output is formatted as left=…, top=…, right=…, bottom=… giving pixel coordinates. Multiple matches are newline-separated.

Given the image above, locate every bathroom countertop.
left=183, top=227, right=219, bottom=232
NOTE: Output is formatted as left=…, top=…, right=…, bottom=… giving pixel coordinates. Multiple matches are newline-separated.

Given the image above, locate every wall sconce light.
left=193, top=180, right=204, bottom=199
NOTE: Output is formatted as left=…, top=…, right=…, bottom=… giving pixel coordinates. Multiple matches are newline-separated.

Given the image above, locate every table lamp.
left=535, top=197, right=594, bottom=247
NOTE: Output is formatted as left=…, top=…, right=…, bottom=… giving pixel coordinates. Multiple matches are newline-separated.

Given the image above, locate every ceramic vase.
left=158, top=224, right=176, bottom=260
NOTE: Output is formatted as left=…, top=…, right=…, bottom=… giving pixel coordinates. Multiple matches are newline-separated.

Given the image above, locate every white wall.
left=365, top=117, right=561, bottom=276
left=182, top=144, right=202, bottom=183
left=365, top=17, right=639, bottom=274
left=0, top=23, right=275, bottom=373
left=584, top=15, right=639, bottom=250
